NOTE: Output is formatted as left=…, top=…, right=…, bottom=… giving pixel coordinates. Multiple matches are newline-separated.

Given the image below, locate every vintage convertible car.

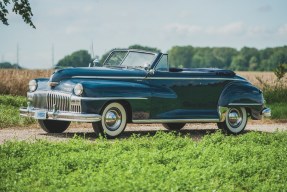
left=20, top=49, right=271, bottom=138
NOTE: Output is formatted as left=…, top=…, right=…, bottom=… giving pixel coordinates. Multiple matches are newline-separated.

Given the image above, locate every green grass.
left=268, top=103, right=287, bottom=120
left=0, top=95, right=35, bottom=128
left=0, top=131, right=286, bottom=191
left=263, top=84, right=287, bottom=104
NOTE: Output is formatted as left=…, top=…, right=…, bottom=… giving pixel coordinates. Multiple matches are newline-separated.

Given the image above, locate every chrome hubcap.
left=228, top=108, right=243, bottom=128
left=104, top=109, right=122, bottom=131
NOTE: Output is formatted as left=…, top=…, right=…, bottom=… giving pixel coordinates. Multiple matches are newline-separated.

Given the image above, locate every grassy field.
left=0, top=95, right=35, bottom=128
left=0, top=131, right=286, bottom=191
left=0, top=69, right=52, bottom=96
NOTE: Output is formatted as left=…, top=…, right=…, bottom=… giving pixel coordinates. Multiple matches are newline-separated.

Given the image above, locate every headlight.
left=74, top=83, right=83, bottom=96
left=28, top=80, right=37, bottom=92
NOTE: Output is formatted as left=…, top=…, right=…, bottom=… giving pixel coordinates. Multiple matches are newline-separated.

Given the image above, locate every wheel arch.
left=218, top=81, right=264, bottom=120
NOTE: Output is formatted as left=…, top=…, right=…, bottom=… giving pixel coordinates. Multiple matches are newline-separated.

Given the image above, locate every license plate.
left=34, top=111, right=47, bottom=119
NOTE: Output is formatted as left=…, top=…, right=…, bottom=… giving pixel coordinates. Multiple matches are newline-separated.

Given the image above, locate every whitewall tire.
left=92, top=102, right=127, bottom=138
left=217, top=107, right=248, bottom=134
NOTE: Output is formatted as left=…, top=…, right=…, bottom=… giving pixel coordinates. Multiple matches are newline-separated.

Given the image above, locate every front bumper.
left=19, top=107, right=102, bottom=122
left=262, top=108, right=271, bottom=117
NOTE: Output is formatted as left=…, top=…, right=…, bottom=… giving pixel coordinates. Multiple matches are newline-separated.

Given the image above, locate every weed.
left=0, top=131, right=286, bottom=191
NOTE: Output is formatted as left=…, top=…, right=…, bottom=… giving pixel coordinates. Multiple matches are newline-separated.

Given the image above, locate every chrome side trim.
left=229, top=103, right=263, bottom=106
left=71, top=76, right=246, bottom=81
left=262, top=108, right=271, bottom=117
left=71, top=96, right=148, bottom=100
left=19, top=108, right=101, bottom=122
left=132, top=119, right=220, bottom=123
left=72, top=76, right=144, bottom=79
left=147, top=77, right=245, bottom=81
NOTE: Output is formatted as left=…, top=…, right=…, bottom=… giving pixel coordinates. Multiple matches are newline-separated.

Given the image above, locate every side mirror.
left=148, top=69, right=155, bottom=75
left=93, top=58, right=100, bottom=67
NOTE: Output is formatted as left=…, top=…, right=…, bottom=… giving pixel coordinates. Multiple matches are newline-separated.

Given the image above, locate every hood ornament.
left=48, top=81, right=59, bottom=87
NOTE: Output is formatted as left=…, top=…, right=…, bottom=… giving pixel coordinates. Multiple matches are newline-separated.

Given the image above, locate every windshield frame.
left=103, top=49, right=159, bottom=70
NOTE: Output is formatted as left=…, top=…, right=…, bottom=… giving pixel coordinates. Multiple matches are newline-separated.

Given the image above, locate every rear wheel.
left=38, top=120, right=70, bottom=133
left=92, top=102, right=127, bottom=138
left=217, top=107, right=247, bottom=134
left=163, top=123, right=186, bottom=131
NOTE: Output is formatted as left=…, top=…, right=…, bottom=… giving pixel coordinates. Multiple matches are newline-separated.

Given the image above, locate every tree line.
left=0, top=62, right=22, bottom=69
left=1, top=44, right=287, bottom=71
left=168, top=46, right=287, bottom=71
left=55, top=45, right=287, bottom=71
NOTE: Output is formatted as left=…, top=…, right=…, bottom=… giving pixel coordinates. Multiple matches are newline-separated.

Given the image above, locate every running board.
left=132, top=119, right=220, bottom=123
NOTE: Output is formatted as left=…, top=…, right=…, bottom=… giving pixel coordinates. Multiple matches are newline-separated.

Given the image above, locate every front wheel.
left=92, top=102, right=127, bottom=138
left=38, top=120, right=70, bottom=133
left=217, top=107, right=248, bottom=134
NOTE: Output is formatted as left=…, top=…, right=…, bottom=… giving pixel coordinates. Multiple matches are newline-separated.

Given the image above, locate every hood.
left=50, top=67, right=148, bottom=82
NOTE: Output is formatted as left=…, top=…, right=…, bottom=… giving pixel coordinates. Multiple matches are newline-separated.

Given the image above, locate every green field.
left=0, top=95, right=35, bottom=128
left=0, top=131, right=286, bottom=191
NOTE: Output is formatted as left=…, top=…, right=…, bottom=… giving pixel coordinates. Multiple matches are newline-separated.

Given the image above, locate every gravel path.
left=0, top=122, right=286, bottom=144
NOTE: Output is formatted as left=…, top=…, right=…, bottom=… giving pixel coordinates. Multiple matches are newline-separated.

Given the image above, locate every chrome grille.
left=47, top=92, right=71, bottom=112
left=28, top=92, right=47, bottom=109
left=30, top=91, right=82, bottom=113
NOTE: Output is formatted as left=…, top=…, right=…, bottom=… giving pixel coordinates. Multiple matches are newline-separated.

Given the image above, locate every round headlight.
left=74, top=83, right=83, bottom=96
left=28, top=80, right=37, bottom=92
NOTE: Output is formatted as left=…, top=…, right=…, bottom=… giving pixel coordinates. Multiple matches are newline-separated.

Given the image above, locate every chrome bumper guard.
left=262, top=108, right=271, bottom=117
left=19, top=107, right=102, bottom=122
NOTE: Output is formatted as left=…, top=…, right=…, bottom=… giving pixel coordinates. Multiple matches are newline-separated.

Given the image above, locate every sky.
left=0, top=0, right=287, bottom=69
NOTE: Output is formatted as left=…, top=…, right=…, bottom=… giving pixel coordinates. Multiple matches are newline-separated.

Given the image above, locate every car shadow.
left=41, top=129, right=254, bottom=141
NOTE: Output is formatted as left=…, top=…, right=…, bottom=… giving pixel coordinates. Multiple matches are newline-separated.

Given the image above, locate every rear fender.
left=218, top=81, right=264, bottom=119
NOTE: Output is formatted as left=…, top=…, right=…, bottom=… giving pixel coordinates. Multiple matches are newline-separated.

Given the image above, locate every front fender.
left=80, top=80, right=151, bottom=98
left=77, top=79, right=152, bottom=116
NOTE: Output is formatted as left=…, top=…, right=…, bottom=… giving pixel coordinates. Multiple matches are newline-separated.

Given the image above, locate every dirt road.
left=1, top=121, right=286, bottom=144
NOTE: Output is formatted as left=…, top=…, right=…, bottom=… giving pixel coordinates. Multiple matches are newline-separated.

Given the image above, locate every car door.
left=147, top=54, right=223, bottom=120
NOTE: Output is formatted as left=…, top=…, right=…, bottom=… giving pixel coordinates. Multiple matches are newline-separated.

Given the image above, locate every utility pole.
left=17, top=43, right=19, bottom=68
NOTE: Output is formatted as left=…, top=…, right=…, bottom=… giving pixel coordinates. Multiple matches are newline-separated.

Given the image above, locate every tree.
left=0, top=62, right=22, bottom=69
left=56, top=50, right=92, bottom=68
left=230, top=55, right=246, bottom=71
left=0, top=0, right=35, bottom=28
left=274, top=63, right=287, bottom=81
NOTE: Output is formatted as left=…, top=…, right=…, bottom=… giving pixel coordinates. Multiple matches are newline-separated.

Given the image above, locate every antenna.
left=91, top=41, right=95, bottom=59
left=52, top=44, right=54, bottom=68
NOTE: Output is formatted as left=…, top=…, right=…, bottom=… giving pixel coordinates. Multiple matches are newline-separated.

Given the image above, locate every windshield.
left=104, top=51, right=156, bottom=69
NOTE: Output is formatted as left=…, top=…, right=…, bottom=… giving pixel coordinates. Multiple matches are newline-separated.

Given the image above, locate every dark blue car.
left=20, top=49, right=271, bottom=138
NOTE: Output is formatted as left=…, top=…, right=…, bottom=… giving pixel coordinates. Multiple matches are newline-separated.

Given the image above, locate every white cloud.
left=165, top=22, right=245, bottom=36
left=165, top=23, right=203, bottom=34
left=206, top=22, right=244, bottom=35
left=278, top=24, right=287, bottom=35
left=247, top=26, right=267, bottom=36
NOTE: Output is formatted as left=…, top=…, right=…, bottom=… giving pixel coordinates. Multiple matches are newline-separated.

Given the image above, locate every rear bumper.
left=19, top=107, right=102, bottom=122
left=262, top=108, right=271, bottom=117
